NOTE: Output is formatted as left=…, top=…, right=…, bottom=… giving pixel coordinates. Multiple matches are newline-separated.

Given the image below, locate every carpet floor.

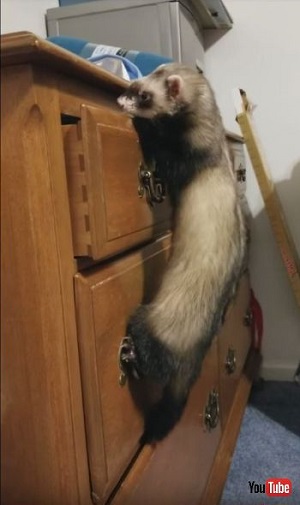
left=220, top=380, right=300, bottom=505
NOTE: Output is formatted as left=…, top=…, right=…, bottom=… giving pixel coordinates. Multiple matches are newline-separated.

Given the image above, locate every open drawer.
left=63, top=104, right=171, bottom=260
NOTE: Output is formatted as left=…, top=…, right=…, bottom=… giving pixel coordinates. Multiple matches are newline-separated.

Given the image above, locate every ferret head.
left=117, top=63, right=209, bottom=119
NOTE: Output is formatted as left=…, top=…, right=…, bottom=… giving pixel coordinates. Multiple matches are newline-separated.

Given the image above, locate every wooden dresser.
left=1, top=32, right=259, bottom=505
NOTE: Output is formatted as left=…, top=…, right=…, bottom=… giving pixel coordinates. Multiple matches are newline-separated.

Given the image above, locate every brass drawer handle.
left=118, top=336, right=140, bottom=386
left=244, top=308, right=253, bottom=327
left=138, top=163, right=166, bottom=206
left=225, top=347, right=236, bottom=374
left=236, top=164, right=246, bottom=182
left=204, top=390, right=220, bottom=430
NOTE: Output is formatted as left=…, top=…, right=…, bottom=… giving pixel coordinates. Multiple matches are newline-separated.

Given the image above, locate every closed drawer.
left=63, top=104, right=171, bottom=260
left=74, top=235, right=171, bottom=503
left=218, top=274, right=252, bottom=427
left=109, top=340, right=221, bottom=505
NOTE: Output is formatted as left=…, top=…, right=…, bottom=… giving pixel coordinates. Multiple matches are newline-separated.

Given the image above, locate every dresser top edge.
left=0, top=31, right=128, bottom=94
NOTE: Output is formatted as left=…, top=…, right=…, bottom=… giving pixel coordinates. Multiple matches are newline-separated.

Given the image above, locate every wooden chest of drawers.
left=1, top=32, right=259, bottom=505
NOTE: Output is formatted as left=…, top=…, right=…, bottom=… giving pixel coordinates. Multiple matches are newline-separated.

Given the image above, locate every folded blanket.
left=47, top=36, right=173, bottom=77
left=87, top=54, right=142, bottom=80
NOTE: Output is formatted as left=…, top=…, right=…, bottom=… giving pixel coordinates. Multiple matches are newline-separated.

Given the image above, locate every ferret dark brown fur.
left=117, top=63, right=247, bottom=443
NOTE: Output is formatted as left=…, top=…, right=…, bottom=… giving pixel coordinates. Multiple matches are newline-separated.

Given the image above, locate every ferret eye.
left=140, top=91, right=150, bottom=103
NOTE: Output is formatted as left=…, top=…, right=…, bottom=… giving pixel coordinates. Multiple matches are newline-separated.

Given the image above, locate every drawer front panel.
left=63, top=104, right=171, bottom=260
left=109, top=340, right=221, bottom=505
left=75, top=235, right=171, bottom=502
left=218, top=274, right=252, bottom=427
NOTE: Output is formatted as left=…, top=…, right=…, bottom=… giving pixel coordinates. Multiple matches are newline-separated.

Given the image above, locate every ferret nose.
left=117, top=95, right=126, bottom=108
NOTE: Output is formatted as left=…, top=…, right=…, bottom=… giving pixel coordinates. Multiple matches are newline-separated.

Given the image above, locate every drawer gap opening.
left=60, top=113, right=80, bottom=125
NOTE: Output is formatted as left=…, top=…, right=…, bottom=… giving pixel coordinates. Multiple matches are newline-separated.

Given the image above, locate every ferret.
left=117, top=63, right=247, bottom=443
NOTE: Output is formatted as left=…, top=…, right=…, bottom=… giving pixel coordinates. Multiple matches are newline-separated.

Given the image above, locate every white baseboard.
left=260, top=362, right=299, bottom=381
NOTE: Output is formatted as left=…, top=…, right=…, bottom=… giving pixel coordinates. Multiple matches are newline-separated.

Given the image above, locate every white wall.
left=1, top=0, right=59, bottom=37
left=205, top=0, right=300, bottom=380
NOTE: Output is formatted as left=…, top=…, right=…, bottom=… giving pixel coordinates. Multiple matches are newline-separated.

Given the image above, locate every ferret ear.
left=166, top=75, right=184, bottom=99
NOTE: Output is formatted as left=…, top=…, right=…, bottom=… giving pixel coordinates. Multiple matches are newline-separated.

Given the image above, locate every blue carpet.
left=220, top=381, right=300, bottom=505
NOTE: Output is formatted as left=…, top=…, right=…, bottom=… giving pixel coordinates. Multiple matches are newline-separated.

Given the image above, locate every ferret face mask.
left=117, top=65, right=185, bottom=119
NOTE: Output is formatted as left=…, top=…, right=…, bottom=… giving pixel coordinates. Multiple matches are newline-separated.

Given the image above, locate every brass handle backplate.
left=225, top=347, right=236, bottom=374
left=138, top=163, right=166, bottom=206
left=204, top=389, right=220, bottom=430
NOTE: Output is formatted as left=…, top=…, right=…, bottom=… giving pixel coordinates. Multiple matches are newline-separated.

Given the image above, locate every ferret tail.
left=140, top=384, right=188, bottom=444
